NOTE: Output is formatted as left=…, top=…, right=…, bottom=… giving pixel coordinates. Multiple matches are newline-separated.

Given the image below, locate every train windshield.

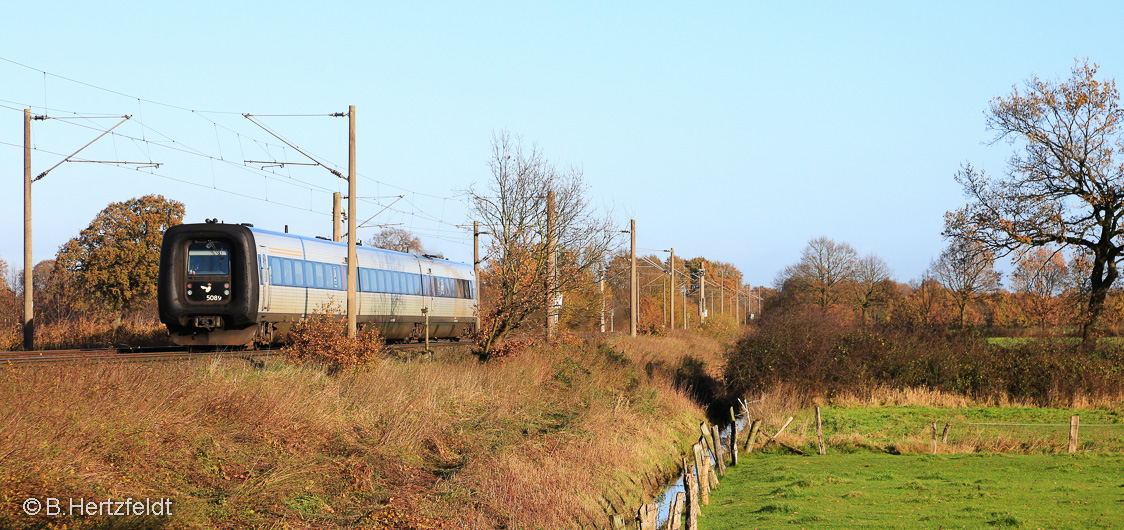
left=188, top=241, right=231, bottom=275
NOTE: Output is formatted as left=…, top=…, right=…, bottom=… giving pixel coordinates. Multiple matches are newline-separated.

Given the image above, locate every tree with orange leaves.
left=945, top=60, right=1124, bottom=349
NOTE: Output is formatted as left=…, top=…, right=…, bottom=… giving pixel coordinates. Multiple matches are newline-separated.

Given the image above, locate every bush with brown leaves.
left=283, top=303, right=383, bottom=372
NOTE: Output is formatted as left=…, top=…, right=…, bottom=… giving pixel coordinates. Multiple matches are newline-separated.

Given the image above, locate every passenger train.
left=157, top=222, right=476, bottom=347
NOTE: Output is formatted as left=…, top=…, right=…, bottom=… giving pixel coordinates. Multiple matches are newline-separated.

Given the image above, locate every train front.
left=158, top=223, right=260, bottom=347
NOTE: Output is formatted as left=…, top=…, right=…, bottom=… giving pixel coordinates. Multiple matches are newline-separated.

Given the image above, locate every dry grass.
left=0, top=316, right=171, bottom=351
left=0, top=335, right=715, bottom=529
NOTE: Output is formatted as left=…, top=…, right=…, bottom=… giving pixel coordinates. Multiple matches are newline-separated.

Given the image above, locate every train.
left=157, top=221, right=477, bottom=347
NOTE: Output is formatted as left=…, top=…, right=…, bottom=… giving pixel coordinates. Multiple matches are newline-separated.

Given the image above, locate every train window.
left=313, top=262, right=325, bottom=288
left=411, top=274, right=421, bottom=295
left=188, top=241, right=230, bottom=276
left=292, top=259, right=305, bottom=286
left=281, top=258, right=294, bottom=286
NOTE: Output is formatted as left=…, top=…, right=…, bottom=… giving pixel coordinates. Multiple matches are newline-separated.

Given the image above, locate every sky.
left=2, top=1, right=1124, bottom=290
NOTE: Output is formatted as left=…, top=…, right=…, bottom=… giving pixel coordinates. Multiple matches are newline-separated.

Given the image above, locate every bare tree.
left=944, top=60, right=1124, bottom=348
left=1011, top=246, right=1068, bottom=330
left=366, top=228, right=424, bottom=254
left=852, top=253, right=893, bottom=325
left=928, top=240, right=1001, bottom=327
left=780, top=237, right=857, bottom=312
left=467, top=131, right=615, bottom=358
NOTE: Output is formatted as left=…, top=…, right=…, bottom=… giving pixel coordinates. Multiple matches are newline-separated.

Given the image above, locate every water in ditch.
left=649, top=416, right=748, bottom=528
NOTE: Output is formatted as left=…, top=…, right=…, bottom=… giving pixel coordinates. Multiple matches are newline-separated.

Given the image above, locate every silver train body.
left=158, top=223, right=476, bottom=347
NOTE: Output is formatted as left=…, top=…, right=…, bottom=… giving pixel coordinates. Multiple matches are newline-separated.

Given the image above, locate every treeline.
left=768, top=236, right=1115, bottom=335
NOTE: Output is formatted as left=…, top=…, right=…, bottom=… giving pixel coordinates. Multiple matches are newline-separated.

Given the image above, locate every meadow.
left=695, top=395, right=1124, bottom=529
left=700, top=453, right=1124, bottom=529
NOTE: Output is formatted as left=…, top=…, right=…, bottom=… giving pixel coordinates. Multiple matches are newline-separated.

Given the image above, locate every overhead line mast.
left=23, top=110, right=138, bottom=350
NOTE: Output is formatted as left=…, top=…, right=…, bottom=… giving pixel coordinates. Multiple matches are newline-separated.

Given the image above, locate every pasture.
left=698, top=403, right=1124, bottom=529
left=700, top=452, right=1124, bottom=529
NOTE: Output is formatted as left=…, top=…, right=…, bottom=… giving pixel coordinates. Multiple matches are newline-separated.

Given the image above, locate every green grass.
left=767, top=406, right=1124, bottom=455
left=700, top=453, right=1124, bottom=529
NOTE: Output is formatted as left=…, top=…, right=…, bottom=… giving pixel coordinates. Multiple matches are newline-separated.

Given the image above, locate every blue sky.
left=2, top=1, right=1123, bottom=289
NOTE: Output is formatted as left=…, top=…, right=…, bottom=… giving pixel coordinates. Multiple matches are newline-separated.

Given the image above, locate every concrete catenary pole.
left=669, top=248, right=675, bottom=331
left=347, top=105, right=357, bottom=338
left=699, top=265, right=706, bottom=321
left=23, top=109, right=32, bottom=351
left=630, top=219, right=637, bottom=337
left=332, top=192, right=342, bottom=242
left=720, top=268, right=725, bottom=315
left=474, top=221, right=482, bottom=332
left=546, top=190, right=557, bottom=342
left=599, top=261, right=606, bottom=333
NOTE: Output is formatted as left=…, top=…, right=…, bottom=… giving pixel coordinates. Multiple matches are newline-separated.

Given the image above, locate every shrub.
left=724, top=310, right=1124, bottom=405
left=282, top=303, right=383, bottom=372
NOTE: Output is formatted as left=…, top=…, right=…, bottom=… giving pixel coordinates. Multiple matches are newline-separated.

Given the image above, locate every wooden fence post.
left=685, top=466, right=699, bottom=530
left=711, top=424, right=727, bottom=476
left=1069, top=415, right=1079, bottom=453
left=930, top=422, right=938, bottom=454
left=746, top=419, right=761, bottom=453
left=730, top=423, right=739, bottom=466
left=815, top=406, right=826, bottom=455
left=700, top=422, right=717, bottom=460
left=941, top=422, right=951, bottom=444
left=669, top=491, right=685, bottom=530
left=699, top=450, right=711, bottom=506
left=638, top=502, right=657, bottom=530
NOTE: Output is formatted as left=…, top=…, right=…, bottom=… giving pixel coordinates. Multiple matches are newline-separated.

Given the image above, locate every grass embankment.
left=0, top=333, right=725, bottom=529
left=701, top=453, right=1124, bottom=529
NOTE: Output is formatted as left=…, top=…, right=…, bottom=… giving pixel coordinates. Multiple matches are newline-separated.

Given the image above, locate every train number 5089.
left=206, top=294, right=223, bottom=302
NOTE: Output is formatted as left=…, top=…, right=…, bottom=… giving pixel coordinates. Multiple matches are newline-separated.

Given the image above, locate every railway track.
left=1, top=341, right=468, bottom=365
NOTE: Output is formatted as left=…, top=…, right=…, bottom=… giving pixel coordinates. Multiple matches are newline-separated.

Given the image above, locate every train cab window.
left=188, top=241, right=231, bottom=276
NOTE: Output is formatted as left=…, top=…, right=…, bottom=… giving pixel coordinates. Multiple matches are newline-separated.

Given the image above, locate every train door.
left=259, top=253, right=271, bottom=312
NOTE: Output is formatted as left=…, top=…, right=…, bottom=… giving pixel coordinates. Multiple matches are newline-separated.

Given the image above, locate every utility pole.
left=669, top=248, right=675, bottom=331
left=332, top=192, right=342, bottom=242
left=720, top=268, right=725, bottom=315
left=735, top=287, right=740, bottom=324
left=599, top=262, right=606, bottom=333
left=546, top=190, right=557, bottom=342
left=473, top=221, right=486, bottom=332
left=23, top=110, right=133, bottom=351
left=347, top=105, right=357, bottom=338
left=629, top=219, right=637, bottom=337
left=699, top=265, right=706, bottom=321
left=22, top=109, right=31, bottom=351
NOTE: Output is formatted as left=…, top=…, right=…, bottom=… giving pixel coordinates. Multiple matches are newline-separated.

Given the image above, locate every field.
left=697, top=401, right=1124, bottom=529
left=700, top=453, right=1124, bottom=529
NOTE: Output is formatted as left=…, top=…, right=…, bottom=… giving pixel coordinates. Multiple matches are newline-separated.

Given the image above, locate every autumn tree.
left=54, top=195, right=185, bottom=316
left=366, top=227, right=424, bottom=254
left=944, top=60, right=1124, bottom=348
left=928, top=240, right=1000, bottom=327
left=468, top=132, right=614, bottom=358
left=779, top=237, right=857, bottom=312
left=1011, top=247, right=1068, bottom=330
left=852, top=253, right=893, bottom=326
